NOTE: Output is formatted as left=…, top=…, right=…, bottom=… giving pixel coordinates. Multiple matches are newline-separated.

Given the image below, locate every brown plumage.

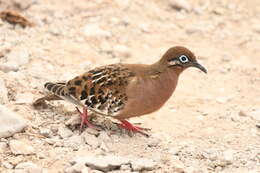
left=34, top=46, right=207, bottom=136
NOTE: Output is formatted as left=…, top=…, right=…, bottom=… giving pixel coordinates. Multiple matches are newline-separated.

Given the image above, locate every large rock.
left=0, top=105, right=27, bottom=138
left=15, top=161, right=42, bottom=173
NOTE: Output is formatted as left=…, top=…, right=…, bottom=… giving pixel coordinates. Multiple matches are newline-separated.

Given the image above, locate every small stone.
left=15, top=93, right=34, bottom=104
left=147, top=137, right=160, bottom=147
left=98, top=131, right=110, bottom=141
left=239, top=109, right=260, bottom=121
left=131, top=158, right=156, bottom=171
left=169, top=147, right=180, bottom=155
left=64, top=135, right=84, bottom=150
left=58, top=126, right=73, bottom=139
left=6, top=48, right=30, bottom=68
left=170, top=0, right=191, bottom=12
left=215, top=96, right=232, bottom=104
left=65, top=115, right=80, bottom=127
left=39, top=128, right=51, bottom=138
left=0, top=105, right=27, bottom=138
left=252, top=24, right=260, bottom=34
left=113, top=45, right=131, bottom=58
left=170, top=156, right=185, bottom=173
left=15, top=162, right=42, bottom=173
left=0, top=79, right=8, bottom=104
left=65, top=162, right=87, bottom=173
left=81, top=167, right=91, bottom=173
left=120, top=164, right=131, bottom=171
left=72, top=155, right=130, bottom=172
left=82, top=24, right=111, bottom=37
left=3, top=161, right=14, bottom=169
left=0, top=141, right=7, bottom=153
left=9, top=140, right=35, bottom=155
left=81, top=131, right=100, bottom=148
left=222, top=150, right=235, bottom=164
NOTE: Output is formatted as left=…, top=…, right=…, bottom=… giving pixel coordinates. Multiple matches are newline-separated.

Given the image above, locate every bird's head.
left=160, top=46, right=207, bottom=74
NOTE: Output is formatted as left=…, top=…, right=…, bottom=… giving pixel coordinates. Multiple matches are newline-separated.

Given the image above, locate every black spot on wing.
left=74, top=80, right=82, bottom=86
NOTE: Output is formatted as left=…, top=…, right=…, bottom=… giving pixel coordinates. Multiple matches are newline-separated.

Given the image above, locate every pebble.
left=113, top=45, right=131, bottom=58
left=81, top=131, right=100, bottom=148
left=223, top=150, right=234, bottom=163
left=65, top=162, right=87, bottom=173
left=0, top=141, right=7, bottom=153
left=63, top=135, right=84, bottom=150
left=3, top=161, right=14, bottom=169
left=15, top=162, right=42, bottom=173
left=131, top=158, right=156, bottom=171
left=239, top=109, right=260, bottom=121
left=58, top=126, right=73, bottom=139
left=170, top=156, right=185, bottom=173
left=0, top=105, right=27, bottom=138
left=252, top=24, right=260, bottom=33
left=82, top=23, right=111, bottom=37
left=120, top=164, right=131, bottom=171
left=39, top=128, right=52, bottom=138
left=5, top=48, right=30, bottom=69
left=0, top=78, right=8, bottom=104
left=15, top=93, right=34, bottom=104
left=170, top=0, right=191, bottom=12
left=9, top=140, right=35, bottom=155
left=71, top=155, right=130, bottom=172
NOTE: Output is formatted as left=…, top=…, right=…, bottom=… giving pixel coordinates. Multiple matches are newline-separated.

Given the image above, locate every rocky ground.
left=0, top=0, right=259, bottom=172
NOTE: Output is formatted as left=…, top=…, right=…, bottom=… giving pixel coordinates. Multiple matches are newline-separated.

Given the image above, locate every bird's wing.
left=63, top=64, right=135, bottom=116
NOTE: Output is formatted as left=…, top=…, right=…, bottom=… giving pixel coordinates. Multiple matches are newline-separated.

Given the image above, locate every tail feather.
left=44, top=82, right=66, bottom=96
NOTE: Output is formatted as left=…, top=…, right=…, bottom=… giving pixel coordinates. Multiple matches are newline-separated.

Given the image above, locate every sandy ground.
left=0, top=0, right=259, bottom=172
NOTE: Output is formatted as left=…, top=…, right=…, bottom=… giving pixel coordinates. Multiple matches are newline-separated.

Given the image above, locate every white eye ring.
left=179, top=55, right=189, bottom=63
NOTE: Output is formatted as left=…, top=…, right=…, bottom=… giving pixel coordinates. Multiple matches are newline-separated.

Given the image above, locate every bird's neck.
left=149, top=60, right=184, bottom=78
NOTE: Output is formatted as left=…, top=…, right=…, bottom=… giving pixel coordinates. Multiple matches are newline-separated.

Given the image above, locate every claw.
left=118, top=120, right=150, bottom=137
left=76, top=107, right=96, bottom=132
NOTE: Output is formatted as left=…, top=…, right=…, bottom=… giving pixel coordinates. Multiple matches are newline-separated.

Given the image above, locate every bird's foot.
left=118, top=120, right=150, bottom=137
left=76, top=107, right=96, bottom=132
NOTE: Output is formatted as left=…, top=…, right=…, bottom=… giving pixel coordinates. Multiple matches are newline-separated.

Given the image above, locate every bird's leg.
left=75, top=107, right=95, bottom=132
left=118, top=120, right=149, bottom=137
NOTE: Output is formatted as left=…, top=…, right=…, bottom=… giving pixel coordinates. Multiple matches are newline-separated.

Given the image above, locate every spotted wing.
left=65, top=64, right=135, bottom=116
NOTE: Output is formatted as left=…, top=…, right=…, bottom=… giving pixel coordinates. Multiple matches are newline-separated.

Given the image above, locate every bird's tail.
left=44, top=82, right=66, bottom=97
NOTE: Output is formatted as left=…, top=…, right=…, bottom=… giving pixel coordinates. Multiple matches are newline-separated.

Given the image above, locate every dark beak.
left=192, top=62, right=207, bottom=74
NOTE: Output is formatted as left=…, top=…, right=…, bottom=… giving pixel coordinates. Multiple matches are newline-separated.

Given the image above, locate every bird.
left=33, top=46, right=207, bottom=136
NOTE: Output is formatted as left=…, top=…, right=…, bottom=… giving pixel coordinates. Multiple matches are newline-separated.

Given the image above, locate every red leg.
left=76, top=107, right=95, bottom=131
left=119, top=120, right=149, bottom=137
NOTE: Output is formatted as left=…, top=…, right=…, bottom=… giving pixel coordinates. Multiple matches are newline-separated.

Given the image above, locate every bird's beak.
left=192, top=62, right=207, bottom=74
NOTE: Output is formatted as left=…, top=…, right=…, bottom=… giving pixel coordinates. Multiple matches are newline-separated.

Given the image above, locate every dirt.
left=0, top=0, right=259, bottom=172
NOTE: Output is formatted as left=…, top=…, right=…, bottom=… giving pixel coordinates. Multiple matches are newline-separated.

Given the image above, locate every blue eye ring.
left=179, top=55, right=189, bottom=63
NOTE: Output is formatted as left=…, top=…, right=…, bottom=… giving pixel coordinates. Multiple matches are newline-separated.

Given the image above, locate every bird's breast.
left=115, top=70, right=179, bottom=119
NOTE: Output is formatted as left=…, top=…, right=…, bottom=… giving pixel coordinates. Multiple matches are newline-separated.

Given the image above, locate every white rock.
left=252, top=24, right=260, bottom=34
left=15, top=162, right=42, bottom=173
left=0, top=78, right=8, bottom=104
left=170, top=156, right=185, bottom=172
left=0, top=105, right=27, bottom=138
left=131, top=158, right=156, bottom=171
left=222, top=150, right=234, bottom=164
left=82, top=24, right=111, bottom=37
left=0, top=142, right=7, bottom=153
left=3, top=161, right=14, bottom=169
left=39, top=128, right=51, bottom=137
left=72, top=155, right=130, bottom=172
left=64, top=135, right=84, bottom=150
left=170, top=0, right=191, bottom=11
left=81, top=131, right=100, bottom=148
left=239, top=109, right=260, bottom=121
left=58, top=126, right=73, bottom=139
left=6, top=48, right=30, bottom=68
left=65, top=162, right=87, bottom=173
left=120, top=164, right=131, bottom=171
left=15, top=93, right=34, bottom=104
left=113, top=45, right=131, bottom=58
left=9, top=140, right=35, bottom=155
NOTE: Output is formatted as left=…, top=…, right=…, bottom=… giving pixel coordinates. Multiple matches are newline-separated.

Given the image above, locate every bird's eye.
left=179, top=55, right=189, bottom=63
